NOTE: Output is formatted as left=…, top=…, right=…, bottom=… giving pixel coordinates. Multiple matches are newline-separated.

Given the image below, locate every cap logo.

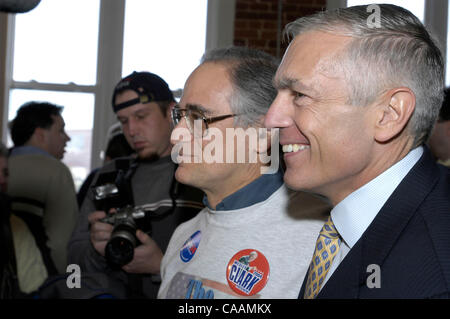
left=139, top=94, right=153, bottom=104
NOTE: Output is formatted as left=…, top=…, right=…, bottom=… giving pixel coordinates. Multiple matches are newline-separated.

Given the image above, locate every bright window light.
left=10, top=0, right=100, bottom=189
left=13, top=0, right=100, bottom=85
left=122, top=0, right=208, bottom=91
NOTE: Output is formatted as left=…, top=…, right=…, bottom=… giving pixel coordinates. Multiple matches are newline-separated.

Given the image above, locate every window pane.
left=122, top=0, right=207, bottom=91
left=8, top=90, right=95, bottom=190
left=13, top=0, right=100, bottom=85
left=346, top=0, right=425, bottom=22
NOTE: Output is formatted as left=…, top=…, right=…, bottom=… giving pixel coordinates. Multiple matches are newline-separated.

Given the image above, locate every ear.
left=27, top=127, right=48, bottom=150
left=373, top=88, right=415, bottom=143
left=33, top=127, right=47, bottom=143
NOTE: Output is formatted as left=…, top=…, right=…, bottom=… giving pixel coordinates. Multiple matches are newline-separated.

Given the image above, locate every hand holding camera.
left=88, top=210, right=112, bottom=258
left=121, top=230, right=163, bottom=275
left=88, top=208, right=162, bottom=274
left=89, top=160, right=163, bottom=271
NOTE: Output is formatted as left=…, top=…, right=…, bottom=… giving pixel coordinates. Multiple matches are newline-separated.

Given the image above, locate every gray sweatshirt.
left=158, top=184, right=330, bottom=299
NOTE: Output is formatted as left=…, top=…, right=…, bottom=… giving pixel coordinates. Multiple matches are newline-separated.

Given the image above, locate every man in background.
left=7, top=102, right=77, bottom=290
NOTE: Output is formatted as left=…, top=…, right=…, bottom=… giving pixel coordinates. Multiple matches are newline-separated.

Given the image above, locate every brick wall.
left=234, top=0, right=326, bottom=58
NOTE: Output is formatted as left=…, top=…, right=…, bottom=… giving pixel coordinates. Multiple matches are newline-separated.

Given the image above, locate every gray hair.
left=285, top=4, right=444, bottom=146
left=201, top=46, right=280, bottom=128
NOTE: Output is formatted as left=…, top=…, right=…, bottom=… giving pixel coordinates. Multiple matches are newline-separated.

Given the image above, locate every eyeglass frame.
left=171, top=105, right=240, bottom=135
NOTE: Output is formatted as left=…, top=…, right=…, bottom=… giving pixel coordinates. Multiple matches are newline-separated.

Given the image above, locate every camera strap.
left=169, top=164, right=179, bottom=213
left=114, top=158, right=139, bottom=207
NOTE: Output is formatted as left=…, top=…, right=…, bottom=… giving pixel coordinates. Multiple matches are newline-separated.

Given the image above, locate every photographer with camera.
left=68, top=72, right=204, bottom=298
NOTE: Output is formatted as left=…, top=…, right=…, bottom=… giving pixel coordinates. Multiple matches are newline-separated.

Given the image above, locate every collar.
left=10, top=145, right=52, bottom=158
left=331, top=146, right=424, bottom=248
left=203, top=168, right=284, bottom=211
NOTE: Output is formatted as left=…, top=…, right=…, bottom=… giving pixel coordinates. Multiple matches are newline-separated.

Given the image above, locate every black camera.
left=92, top=160, right=152, bottom=267
left=99, top=205, right=152, bottom=266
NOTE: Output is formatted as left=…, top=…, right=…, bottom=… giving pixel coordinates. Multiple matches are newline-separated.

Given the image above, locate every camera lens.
left=105, top=224, right=138, bottom=266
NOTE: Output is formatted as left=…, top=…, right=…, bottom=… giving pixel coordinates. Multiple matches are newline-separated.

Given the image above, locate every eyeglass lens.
left=172, top=107, right=207, bottom=136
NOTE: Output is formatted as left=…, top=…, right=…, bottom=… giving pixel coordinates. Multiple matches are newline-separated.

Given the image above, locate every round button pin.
left=226, top=249, right=270, bottom=296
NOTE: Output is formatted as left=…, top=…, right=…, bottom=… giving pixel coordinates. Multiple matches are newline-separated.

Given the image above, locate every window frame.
left=0, top=0, right=236, bottom=169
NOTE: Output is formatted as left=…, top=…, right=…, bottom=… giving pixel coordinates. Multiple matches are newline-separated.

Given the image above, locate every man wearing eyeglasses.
left=68, top=72, right=204, bottom=298
left=157, top=47, right=330, bottom=299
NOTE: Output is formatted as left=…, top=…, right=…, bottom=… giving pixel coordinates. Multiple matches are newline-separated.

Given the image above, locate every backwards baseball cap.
left=112, top=71, right=174, bottom=113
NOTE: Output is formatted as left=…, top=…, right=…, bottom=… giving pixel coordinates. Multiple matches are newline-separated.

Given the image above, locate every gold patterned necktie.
left=304, top=216, right=341, bottom=299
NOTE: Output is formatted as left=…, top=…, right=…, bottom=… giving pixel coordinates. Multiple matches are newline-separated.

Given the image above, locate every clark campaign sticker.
left=226, top=249, right=270, bottom=296
left=180, top=231, right=201, bottom=263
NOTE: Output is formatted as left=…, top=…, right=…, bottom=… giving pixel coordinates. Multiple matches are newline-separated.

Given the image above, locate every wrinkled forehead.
left=181, top=62, right=233, bottom=115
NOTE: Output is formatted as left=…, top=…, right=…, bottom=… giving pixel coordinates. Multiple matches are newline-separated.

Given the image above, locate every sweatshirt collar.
left=203, top=169, right=284, bottom=211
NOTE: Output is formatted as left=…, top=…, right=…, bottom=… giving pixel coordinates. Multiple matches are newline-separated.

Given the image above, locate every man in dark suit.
left=264, top=4, right=450, bottom=298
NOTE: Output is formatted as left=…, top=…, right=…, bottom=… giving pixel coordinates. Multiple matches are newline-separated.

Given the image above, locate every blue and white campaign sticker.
left=180, top=230, right=202, bottom=263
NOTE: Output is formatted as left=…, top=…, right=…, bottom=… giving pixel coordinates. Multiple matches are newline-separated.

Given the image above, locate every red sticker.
left=226, top=249, right=270, bottom=296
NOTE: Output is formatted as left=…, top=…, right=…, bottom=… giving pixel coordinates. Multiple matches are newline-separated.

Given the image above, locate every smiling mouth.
left=282, top=144, right=310, bottom=153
